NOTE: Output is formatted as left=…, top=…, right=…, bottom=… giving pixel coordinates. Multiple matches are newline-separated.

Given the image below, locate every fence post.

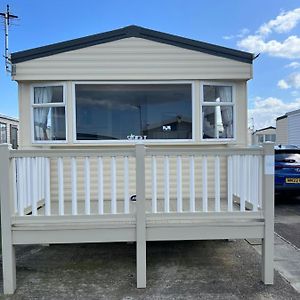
left=262, top=142, right=274, bottom=284
left=135, top=143, right=146, bottom=288
left=0, top=144, right=16, bottom=294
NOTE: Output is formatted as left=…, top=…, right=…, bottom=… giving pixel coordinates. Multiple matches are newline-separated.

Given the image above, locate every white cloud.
left=237, top=8, right=300, bottom=58
left=257, top=8, right=300, bottom=36
left=285, top=61, right=300, bottom=68
left=277, top=79, right=290, bottom=89
left=223, top=28, right=249, bottom=40
left=248, top=96, right=300, bottom=129
left=277, top=72, right=300, bottom=89
left=238, top=35, right=300, bottom=58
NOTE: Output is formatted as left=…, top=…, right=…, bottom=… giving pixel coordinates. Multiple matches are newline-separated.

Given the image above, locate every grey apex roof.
left=253, top=126, right=276, bottom=134
left=276, top=108, right=300, bottom=121
left=0, top=113, right=19, bottom=122
left=11, top=25, right=254, bottom=64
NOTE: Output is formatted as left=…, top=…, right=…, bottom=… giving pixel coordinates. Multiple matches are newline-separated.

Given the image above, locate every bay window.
left=32, top=85, right=66, bottom=142
left=202, top=84, right=234, bottom=140
left=75, top=83, right=193, bottom=141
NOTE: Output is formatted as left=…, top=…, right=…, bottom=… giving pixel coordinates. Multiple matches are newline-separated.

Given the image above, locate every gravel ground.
left=0, top=239, right=299, bottom=299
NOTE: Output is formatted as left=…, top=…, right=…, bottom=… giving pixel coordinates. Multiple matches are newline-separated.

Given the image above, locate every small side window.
left=32, top=85, right=66, bottom=142
left=201, top=84, right=234, bottom=140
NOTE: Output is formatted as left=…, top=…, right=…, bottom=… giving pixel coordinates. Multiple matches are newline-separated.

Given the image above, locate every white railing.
left=3, top=145, right=266, bottom=217
left=10, top=148, right=136, bottom=217
left=14, top=157, right=49, bottom=216
left=145, top=147, right=264, bottom=214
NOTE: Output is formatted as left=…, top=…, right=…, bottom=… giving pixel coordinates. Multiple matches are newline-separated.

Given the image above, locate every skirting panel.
left=12, top=227, right=136, bottom=245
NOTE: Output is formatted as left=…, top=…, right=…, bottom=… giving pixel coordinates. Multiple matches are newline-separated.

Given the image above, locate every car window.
left=275, top=153, right=300, bottom=163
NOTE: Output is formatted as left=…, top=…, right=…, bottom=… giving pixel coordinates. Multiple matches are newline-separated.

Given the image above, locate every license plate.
left=285, top=178, right=300, bottom=183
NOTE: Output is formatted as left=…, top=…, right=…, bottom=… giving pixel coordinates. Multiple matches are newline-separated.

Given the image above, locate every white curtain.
left=218, top=87, right=233, bottom=137
left=34, top=87, right=53, bottom=140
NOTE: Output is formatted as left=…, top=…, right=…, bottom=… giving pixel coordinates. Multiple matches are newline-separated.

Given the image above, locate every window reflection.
left=75, top=84, right=192, bottom=140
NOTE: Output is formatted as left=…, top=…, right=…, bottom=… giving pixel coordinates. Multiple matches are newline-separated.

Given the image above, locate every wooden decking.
left=33, top=197, right=242, bottom=216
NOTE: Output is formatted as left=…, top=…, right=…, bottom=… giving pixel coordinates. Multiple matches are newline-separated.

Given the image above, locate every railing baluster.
left=227, top=155, right=233, bottom=212
left=71, top=157, right=77, bottom=215
left=111, top=156, right=117, bottom=214
left=189, top=155, right=195, bottom=212
left=98, top=157, right=104, bottom=214
left=176, top=156, right=182, bottom=213
left=236, top=155, right=240, bottom=198
left=240, top=156, right=246, bottom=212
left=37, top=157, right=41, bottom=203
left=84, top=157, right=90, bottom=215
left=164, top=155, right=170, bottom=213
left=214, top=155, right=220, bottom=212
left=45, top=158, right=51, bottom=216
left=259, top=155, right=263, bottom=208
left=57, top=157, right=64, bottom=216
left=32, top=158, right=37, bottom=216
left=40, top=157, right=45, bottom=201
left=151, top=156, right=157, bottom=213
left=124, top=156, right=129, bottom=213
left=25, top=157, right=31, bottom=209
left=253, top=156, right=259, bottom=211
left=12, top=158, right=17, bottom=214
left=202, top=156, right=208, bottom=212
left=22, top=158, right=27, bottom=210
left=17, top=158, right=24, bottom=216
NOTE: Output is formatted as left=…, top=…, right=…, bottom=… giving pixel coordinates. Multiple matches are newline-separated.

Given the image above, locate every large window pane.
left=75, top=84, right=192, bottom=140
left=203, top=106, right=233, bottom=139
left=33, top=107, right=66, bottom=140
left=34, top=86, right=63, bottom=104
left=0, top=123, right=7, bottom=143
left=203, top=85, right=232, bottom=102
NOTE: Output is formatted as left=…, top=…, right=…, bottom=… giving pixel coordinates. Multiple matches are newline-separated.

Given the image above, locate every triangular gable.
left=11, top=25, right=253, bottom=64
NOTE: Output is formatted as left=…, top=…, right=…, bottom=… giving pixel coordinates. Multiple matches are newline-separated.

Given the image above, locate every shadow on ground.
left=0, top=239, right=299, bottom=299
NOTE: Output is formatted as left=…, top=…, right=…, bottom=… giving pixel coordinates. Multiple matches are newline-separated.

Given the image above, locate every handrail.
left=9, top=147, right=136, bottom=158
left=9, top=145, right=263, bottom=158
left=146, top=146, right=263, bottom=156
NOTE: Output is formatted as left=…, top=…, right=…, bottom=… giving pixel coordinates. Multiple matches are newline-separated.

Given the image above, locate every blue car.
left=275, top=146, right=300, bottom=192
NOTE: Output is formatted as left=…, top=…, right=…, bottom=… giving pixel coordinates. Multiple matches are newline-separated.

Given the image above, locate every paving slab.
left=0, top=240, right=299, bottom=300
left=252, top=234, right=300, bottom=294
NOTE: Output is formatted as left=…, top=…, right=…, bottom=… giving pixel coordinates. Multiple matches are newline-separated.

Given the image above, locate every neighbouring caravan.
left=252, top=126, right=276, bottom=145
left=0, top=114, right=19, bottom=149
left=276, top=109, right=300, bottom=147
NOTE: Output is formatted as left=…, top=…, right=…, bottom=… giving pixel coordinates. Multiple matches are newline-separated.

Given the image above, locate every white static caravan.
left=0, top=114, right=19, bottom=149
left=276, top=109, right=300, bottom=147
left=0, top=26, right=274, bottom=294
left=252, top=126, right=276, bottom=145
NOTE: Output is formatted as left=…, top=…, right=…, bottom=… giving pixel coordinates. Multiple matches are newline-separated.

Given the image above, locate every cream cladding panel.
left=13, top=38, right=252, bottom=81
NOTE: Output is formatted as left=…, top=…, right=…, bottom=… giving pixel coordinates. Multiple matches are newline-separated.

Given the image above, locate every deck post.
left=135, top=143, right=146, bottom=288
left=262, top=142, right=274, bottom=284
left=0, top=144, right=16, bottom=294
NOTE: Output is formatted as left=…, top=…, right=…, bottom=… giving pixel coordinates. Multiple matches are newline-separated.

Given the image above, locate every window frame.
left=72, top=81, right=195, bottom=144
left=31, top=82, right=68, bottom=144
left=200, top=81, right=236, bottom=142
left=0, top=122, right=8, bottom=143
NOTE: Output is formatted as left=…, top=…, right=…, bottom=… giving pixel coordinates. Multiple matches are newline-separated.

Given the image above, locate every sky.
left=0, top=0, right=300, bottom=130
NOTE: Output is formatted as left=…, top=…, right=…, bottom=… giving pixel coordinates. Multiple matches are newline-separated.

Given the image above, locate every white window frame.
left=31, top=82, right=68, bottom=144
left=200, top=81, right=236, bottom=142
left=0, top=122, right=7, bottom=143
left=72, top=81, right=195, bottom=144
